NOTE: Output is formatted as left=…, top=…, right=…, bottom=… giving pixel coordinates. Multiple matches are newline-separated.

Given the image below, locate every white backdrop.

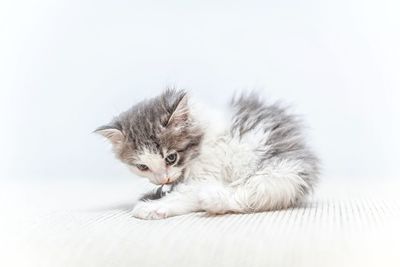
left=1, top=0, right=399, bottom=182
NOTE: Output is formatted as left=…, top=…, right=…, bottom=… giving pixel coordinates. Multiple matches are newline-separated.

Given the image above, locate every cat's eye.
left=136, top=164, right=149, bottom=171
left=165, top=153, right=178, bottom=165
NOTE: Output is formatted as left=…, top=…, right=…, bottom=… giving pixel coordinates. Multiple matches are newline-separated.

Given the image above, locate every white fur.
left=131, top=101, right=309, bottom=220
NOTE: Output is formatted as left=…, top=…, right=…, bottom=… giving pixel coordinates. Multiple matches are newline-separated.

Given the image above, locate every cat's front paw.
left=130, top=201, right=169, bottom=220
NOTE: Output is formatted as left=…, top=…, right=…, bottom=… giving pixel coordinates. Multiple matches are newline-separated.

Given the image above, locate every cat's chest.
left=187, top=134, right=259, bottom=182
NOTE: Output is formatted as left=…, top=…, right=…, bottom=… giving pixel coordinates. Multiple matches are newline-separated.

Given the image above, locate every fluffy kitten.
left=96, top=89, right=319, bottom=219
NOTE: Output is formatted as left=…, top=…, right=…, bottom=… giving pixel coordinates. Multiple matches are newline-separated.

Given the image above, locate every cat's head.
left=95, top=89, right=204, bottom=185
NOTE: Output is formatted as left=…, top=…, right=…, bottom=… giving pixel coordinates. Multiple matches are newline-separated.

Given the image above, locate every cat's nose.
left=161, top=177, right=171, bottom=185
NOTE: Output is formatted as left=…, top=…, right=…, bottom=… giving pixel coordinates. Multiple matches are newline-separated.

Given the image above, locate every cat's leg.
left=231, top=171, right=309, bottom=213
left=199, top=162, right=311, bottom=214
left=197, top=183, right=242, bottom=214
left=130, top=184, right=199, bottom=220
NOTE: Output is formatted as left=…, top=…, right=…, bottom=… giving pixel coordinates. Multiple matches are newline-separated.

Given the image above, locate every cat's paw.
left=130, top=202, right=169, bottom=220
left=198, top=186, right=231, bottom=215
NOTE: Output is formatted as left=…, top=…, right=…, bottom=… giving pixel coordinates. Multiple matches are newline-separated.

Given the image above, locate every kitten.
left=95, top=89, right=319, bottom=220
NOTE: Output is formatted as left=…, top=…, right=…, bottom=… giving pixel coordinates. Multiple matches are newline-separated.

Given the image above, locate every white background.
left=1, top=0, right=399, bottom=182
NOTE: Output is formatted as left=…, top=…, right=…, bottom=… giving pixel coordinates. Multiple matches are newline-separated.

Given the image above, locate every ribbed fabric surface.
left=2, top=180, right=400, bottom=267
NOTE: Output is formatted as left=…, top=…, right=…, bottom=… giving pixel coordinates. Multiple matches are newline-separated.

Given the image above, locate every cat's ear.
left=94, top=125, right=124, bottom=145
left=167, top=94, right=189, bottom=127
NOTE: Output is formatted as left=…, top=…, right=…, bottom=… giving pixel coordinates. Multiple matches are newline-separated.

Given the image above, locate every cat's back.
left=188, top=92, right=318, bottom=185
left=229, top=92, right=317, bottom=164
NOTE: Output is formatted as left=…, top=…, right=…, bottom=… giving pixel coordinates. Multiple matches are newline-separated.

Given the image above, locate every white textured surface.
left=2, top=179, right=400, bottom=267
